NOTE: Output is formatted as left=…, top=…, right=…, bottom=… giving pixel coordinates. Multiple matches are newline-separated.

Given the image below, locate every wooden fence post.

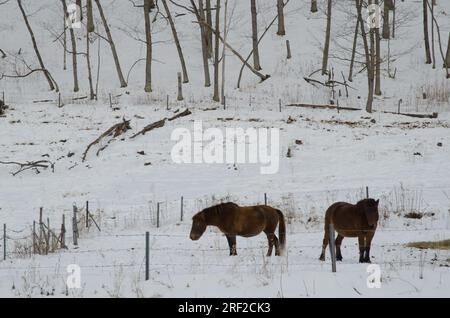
left=46, top=218, right=50, bottom=254
left=180, top=196, right=184, bottom=222
left=145, top=231, right=150, bottom=281
left=61, top=214, right=66, bottom=249
left=32, top=221, right=36, bottom=254
left=264, top=193, right=267, bottom=205
left=73, top=205, right=78, bottom=246
left=166, top=94, right=169, bottom=110
left=177, top=72, right=184, bottom=101
left=3, top=224, right=6, bottom=261
left=279, top=99, right=282, bottom=112
left=286, top=40, right=292, bottom=59
left=156, top=202, right=160, bottom=228
left=86, top=201, right=89, bottom=229
left=39, top=208, right=43, bottom=246
left=329, top=223, right=337, bottom=273
left=366, top=186, right=369, bottom=199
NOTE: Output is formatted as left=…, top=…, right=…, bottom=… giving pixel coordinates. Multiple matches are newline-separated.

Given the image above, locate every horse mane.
left=356, top=198, right=377, bottom=208
left=203, top=202, right=238, bottom=217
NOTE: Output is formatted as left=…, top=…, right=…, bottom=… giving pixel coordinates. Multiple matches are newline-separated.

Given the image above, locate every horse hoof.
left=336, top=257, right=343, bottom=261
left=319, top=256, right=325, bottom=261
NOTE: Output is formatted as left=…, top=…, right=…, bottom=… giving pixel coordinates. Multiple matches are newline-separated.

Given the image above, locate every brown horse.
left=189, top=202, right=286, bottom=256
left=319, top=198, right=379, bottom=263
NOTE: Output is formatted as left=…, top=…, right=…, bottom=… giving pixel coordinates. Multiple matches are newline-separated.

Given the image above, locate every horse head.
left=360, top=198, right=380, bottom=228
left=190, top=211, right=207, bottom=240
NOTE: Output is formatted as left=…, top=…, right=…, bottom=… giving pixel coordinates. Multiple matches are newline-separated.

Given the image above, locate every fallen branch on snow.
left=0, top=160, right=54, bottom=176
left=82, top=118, right=131, bottom=162
left=130, top=108, right=192, bottom=139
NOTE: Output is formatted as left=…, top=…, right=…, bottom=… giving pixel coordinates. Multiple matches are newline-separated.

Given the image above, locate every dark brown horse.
left=190, top=202, right=286, bottom=256
left=319, top=198, right=379, bottom=263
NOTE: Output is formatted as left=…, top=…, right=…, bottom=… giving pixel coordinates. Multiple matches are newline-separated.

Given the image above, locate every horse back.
left=325, top=202, right=366, bottom=237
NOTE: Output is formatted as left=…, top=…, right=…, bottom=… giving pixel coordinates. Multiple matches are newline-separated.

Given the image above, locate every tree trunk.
left=348, top=12, right=359, bottom=82
left=87, top=0, right=94, bottom=33
left=144, top=0, right=152, bottom=92
left=430, top=0, right=436, bottom=68
left=251, top=0, right=261, bottom=70
left=62, top=0, right=79, bottom=92
left=382, top=0, right=390, bottom=39
left=213, top=0, right=221, bottom=102
left=311, top=0, right=318, bottom=13
left=356, top=0, right=373, bottom=113
left=276, top=0, right=285, bottom=36
left=63, top=12, right=67, bottom=70
left=161, top=0, right=189, bottom=83
left=322, top=0, right=332, bottom=75
left=423, top=0, right=432, bottom=64
left=445, top=32, right=450, bottom=74
left=76, top=0, right=82, bottom=21
left=375, top=0, right=381, bottom=96
left=206, top=0, right=213, bottom=58
left=198, top=0, right=211, bottom=87
left=221, top=0, right=228, bottom=105
left=17, top=0, right=55, bottom=91
left=86, top=32, right=95, bottom=99
left=94, top=0, right=127, bottom=87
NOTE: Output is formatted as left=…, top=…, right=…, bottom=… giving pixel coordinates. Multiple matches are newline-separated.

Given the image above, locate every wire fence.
left=1, top=186, right=449, bottom=279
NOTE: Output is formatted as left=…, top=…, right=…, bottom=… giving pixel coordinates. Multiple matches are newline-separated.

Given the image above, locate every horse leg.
left=358, top=236, right=366, bottom=263
left=273, top=235, right=280, bottom=256
left=319, top=230, right=329, bottom=261
left=226, top=235, right=237, bottom=256
left=364, top=233, right=374, bottom=263
left=266, top=233, right=274, bottom=257
left=335, top=234, right=344, bottom=261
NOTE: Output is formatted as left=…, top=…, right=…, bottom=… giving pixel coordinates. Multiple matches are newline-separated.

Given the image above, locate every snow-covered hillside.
left=0, top=0, right=449, bottom=297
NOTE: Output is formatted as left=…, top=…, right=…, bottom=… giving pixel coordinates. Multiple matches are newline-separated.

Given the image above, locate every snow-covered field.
left=0, top=0, right=449, bottom=297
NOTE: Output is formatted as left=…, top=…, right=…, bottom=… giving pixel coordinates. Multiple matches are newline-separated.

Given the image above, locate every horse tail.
left=276, top=209, right=286, bottom=254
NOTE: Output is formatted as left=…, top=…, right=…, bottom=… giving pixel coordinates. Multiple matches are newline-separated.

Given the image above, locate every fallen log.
left=380, top=111, right=438, bottom=119
left=168, top=108, right=192, bottom=121
left=286, top=103, right=362, bottom=111
left=130, top=119, right=166, bottom=139
left=130, top=108, right=192, bottom=139
left=82, top=118, right=131, bottom=162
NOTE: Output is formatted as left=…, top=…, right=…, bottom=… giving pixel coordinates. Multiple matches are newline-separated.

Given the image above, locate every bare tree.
left=382, top=0, right=390, bottom=39
left=276, top=0, right=285, bottom=36
left=422, top=0, right=432, bottom=64
left=144, top=0, right=152, bottom=92
left=356, top=0, right=374, bottom=113
left=213, top=0, right=221, bottom=102
left=205, top=0, right=213, bottom=58
left=311, top=0, right=318, bottom=13
left=94, top=0, right=127, bottom=87
left=62, top=0, right=79, bottom=92
left=348, top=8, right=360, bottom=82
left=251, top=0, right=261, bottom=70
left=375, top=0, right=381, bottom=95
left=87, top=0, right=94, bottom=33
left=86, top=31, right=95, bottom=99
left=161, top=0, right=189, bottom=83
left=197, top=0, right=211, bottom=87
left=430, top=0, right=436, bottom=68
left=322, top=0, right=332, bottom=75
left=446, top=32, right=450, bottom=77
left=17, top=0, right=55, bottom=91
left=76, top=0, right=82, bottom=21
left=221, top=0, right=229, bottom=104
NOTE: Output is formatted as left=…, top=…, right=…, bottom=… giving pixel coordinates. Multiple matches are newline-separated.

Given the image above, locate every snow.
left=0, top=0, right=449, bottom=297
